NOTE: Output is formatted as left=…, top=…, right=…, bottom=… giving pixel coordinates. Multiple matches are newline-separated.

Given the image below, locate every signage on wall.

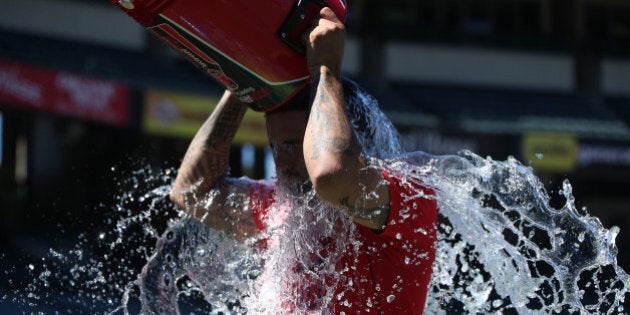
left=578, top=143, right=630, bottom=168
left=521, top=132, right=578, bottom=172
left=522, top=132, right=630, bottom=171
left=0, top=60, right=130, bottom=127
left=0, top=111, right=3, bottom=167
left=143, top=89, right=268, bottom=146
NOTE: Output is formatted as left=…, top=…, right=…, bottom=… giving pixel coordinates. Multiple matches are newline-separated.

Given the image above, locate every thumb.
left=319, top=7, right=340, bottom=23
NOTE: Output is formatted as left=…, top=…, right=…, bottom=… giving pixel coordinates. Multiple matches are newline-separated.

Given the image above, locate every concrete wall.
left=385, top=43, right=574, bottom=92
left=0, top=0, right=145, bottom=50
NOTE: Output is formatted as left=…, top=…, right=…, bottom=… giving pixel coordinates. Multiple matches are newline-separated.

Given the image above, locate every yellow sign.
left=143, top=90, right=268, bottom=146
left=521, top=132, right=578, bottom=172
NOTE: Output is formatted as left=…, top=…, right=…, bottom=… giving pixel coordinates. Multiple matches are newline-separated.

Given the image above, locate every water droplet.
left=386, top=295, right=395, bottom=303
left=119, top=0, right=135, bottom=10
left=414, top=227, right=427, bottom=235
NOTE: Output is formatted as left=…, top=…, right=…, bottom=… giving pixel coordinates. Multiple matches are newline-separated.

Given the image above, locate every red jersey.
left=249, top=170, right=437, bottom=314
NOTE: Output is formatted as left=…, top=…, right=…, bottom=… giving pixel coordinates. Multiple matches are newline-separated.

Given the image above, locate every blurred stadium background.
left=0, top=0, right=629, bottom=312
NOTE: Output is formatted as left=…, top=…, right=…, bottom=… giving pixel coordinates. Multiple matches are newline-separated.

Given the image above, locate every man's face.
left=266, top=110, right=310, bottom=191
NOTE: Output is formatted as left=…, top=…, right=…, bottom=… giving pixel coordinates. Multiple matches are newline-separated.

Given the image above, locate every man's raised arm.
left=303, top=8, right=390, bottom=230
left=170, top=90, right=257, bottom=239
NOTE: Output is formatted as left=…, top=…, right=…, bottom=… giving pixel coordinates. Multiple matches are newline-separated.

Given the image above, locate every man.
left=170, top=7, right=437, bottom=314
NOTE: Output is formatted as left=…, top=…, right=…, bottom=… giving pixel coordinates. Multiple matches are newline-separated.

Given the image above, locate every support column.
left=357, top=0, right=387, bottom=93
left=571, top=0, right=604, bottom=107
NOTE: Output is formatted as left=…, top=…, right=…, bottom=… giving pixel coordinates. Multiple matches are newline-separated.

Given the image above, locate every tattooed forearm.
left=174, top=93, right=247, bottom=193
left=205, top=102, right=248, bottom=146
left=309, top=72, right=358, bottom=160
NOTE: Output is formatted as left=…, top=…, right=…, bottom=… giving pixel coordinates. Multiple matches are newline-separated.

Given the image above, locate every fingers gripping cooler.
left=111, top=0, right=347, bottom=112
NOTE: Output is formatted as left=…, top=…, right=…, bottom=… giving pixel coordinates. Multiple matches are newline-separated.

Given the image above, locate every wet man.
left=170, top=7, right=438, bottom=314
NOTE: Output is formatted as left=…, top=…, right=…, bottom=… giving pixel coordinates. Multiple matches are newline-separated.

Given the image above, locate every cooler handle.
left=279, top=0, right=330, bottom=55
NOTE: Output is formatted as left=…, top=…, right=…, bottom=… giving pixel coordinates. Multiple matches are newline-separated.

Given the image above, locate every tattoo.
left=309, top=74, right=357, bottom=160
left=176, top=98, right=247, bottom=190
left=340, top=196, right=387, bottom=221
left=205, top=103, right=247, bottom=147
left=339, top=196, right=352, bottom=208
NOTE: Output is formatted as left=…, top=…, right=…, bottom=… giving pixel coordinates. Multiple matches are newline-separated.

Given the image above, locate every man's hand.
left=305, top=7, right=346, bottom=78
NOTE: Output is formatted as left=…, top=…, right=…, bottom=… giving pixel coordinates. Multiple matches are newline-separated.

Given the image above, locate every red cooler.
left=111, top=0, right=347, bottom=112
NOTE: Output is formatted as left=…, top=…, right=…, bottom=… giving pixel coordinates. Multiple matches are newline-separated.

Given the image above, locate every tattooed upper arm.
left=186, top=177, right=258, bottom=241
left=336, top=167, right=391, bottom=230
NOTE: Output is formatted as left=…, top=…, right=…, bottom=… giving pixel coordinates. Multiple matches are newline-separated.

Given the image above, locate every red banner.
left=0, top=60, right=130, bottom=127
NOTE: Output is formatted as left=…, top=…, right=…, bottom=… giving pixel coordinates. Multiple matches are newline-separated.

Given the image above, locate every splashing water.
left=6, top=79, right=630, bottom=314
left=394, top=151, right=630, bottom=314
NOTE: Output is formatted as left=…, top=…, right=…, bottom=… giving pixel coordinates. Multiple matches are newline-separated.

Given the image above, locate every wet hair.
left=266, top=77, right=402, bottom=159
left=341, top=78, right=402, bottom=159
